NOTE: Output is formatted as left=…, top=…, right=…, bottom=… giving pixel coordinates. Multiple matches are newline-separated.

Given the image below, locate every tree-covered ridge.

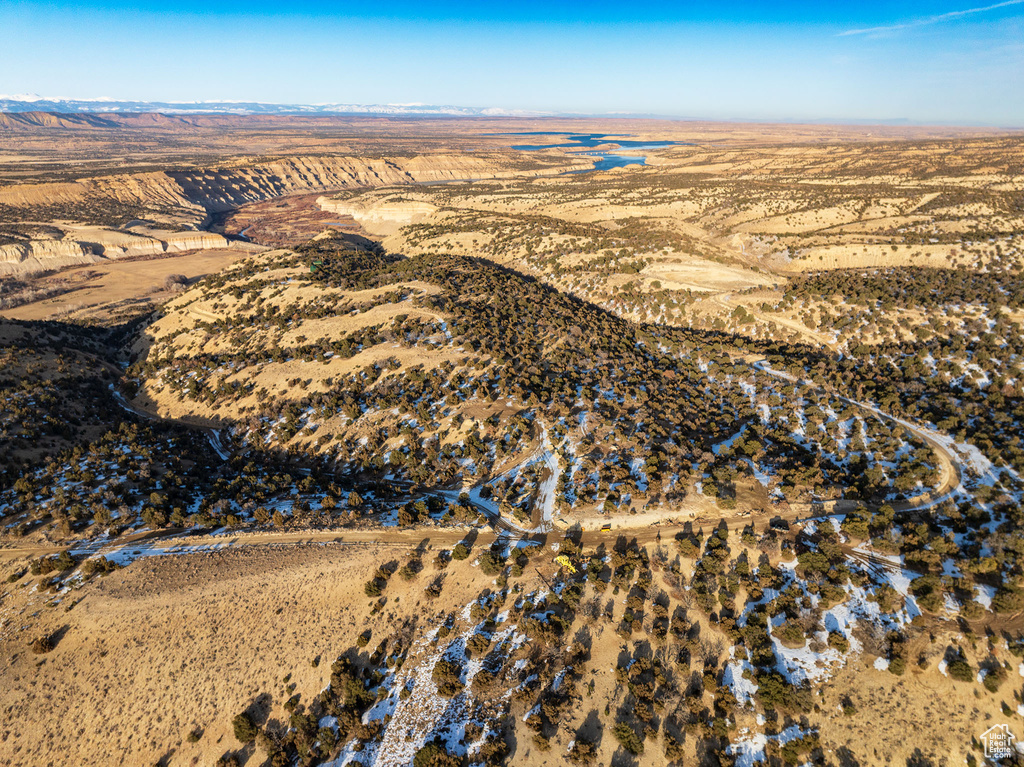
left=126, top=241, right=949, bottom=535
left=786, top=266, right=1024, bottom=310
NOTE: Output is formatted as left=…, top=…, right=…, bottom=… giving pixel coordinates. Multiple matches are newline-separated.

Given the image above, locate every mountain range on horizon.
left=0, top=95, right=952, bottom=127
left=0, top=95, right=546, bottom=117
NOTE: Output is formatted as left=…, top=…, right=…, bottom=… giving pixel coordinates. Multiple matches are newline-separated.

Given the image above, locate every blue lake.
left=491, top=132, right=689, bottom=171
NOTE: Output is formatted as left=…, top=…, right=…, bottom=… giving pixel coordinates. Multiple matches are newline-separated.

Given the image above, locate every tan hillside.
left=1, top=117, right=1023, bottom=767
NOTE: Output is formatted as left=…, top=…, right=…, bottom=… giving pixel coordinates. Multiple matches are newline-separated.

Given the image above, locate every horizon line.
left=1, top=99, right=1022, bottom=130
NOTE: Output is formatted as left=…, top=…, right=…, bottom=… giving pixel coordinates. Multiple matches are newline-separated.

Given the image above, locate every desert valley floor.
left=0, top=114, right=1022, bottom=767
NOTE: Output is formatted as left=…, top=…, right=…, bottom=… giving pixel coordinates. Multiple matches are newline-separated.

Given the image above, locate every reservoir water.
left=491, top=132, right=690, bottom=172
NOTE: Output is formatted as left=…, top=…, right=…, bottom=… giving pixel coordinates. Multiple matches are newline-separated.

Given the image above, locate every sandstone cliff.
left=0, top=152, right=578, bottom=277
left=0, top=154, right=560, bottom=216
left=0, top=230, right=244, bottom=276
left=317, top=196, right=437, bottom=235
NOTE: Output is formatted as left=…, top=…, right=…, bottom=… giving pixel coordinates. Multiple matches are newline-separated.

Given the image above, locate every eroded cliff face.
left=317, top=195, right=438, bottom=235
left=0, top=240, right=103, bottom=276
left=0, top=231, right=243, bottom=276
left=0, top=153, right=574, bottom=276
left=0, top=153, right=559, bottom=215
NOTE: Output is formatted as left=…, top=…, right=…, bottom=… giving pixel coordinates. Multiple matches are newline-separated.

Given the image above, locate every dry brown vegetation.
left=0, top=248, right=249, bottom=324
left=1, top=526, right=1017, bottom=767
left=1, top=116, right=1023, bottom=767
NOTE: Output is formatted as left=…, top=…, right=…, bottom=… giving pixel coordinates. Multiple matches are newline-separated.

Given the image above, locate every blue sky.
left=2, top=1, right=1022, bottom=124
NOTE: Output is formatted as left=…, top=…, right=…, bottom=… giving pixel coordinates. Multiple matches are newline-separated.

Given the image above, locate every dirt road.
left=751, top=360, right=964, bottom=513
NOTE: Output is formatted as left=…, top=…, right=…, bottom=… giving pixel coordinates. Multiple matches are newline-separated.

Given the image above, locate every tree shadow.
left=575, top=708, right=604, bottom=745
left=835, top=746, right=862, bottom=767
left=48, top=624, right=71, bottom=649
left=631, top=639, right=653, bottom=661
left=610, top=748, right=640, bottom=767
left=243, top=692, right=274, bottom=728
left=503, top=719, right=519, bottom=763
left=616, top=647, right=633, bottom=669
left=696, top=736, right=728, bottom=767
left=564, top=523, right=583, bottom=548
left=906, top=749, right=934, bottom=767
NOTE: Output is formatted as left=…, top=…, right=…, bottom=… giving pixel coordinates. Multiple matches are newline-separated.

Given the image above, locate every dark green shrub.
left=432, top=659, right=463, bottom=697
left=232, top=712, right=259, bottom=743
left=947, top=658, right=974, bottom=683
left=827, top=631, right=850, bottom=653
left=613, top=721, right=644, bottom=755
left=479, top=551, right=504, bottom=576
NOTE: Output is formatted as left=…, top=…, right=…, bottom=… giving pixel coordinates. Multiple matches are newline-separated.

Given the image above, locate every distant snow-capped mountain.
left=0, top=96, right=544, bottom=117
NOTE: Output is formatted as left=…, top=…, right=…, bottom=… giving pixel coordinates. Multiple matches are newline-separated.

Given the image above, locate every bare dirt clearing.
left=0, top=544, right=409, bottom=766
left=2, top=117, right=1023, bottom=767
left=0, top=248, right=249, bottom=322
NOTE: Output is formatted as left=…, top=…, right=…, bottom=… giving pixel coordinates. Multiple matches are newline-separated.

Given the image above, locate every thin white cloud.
left=838, top=0, right=1024, bottom=36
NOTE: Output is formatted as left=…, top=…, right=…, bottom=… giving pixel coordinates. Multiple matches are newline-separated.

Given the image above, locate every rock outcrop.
left=0, top=230, right=243, bottom=277
left=0, top=154, right=564, bottom=216
left=317, top=196, right=437, bottom=235
left=0, top=152, right=579, bottom=277
left=0, top=239, right=103, bottom=276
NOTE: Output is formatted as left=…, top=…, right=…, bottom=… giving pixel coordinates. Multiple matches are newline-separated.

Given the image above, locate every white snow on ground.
left=848, top=547, right=922, bottom=623
left=551, top=667, right=568, bottom=692
left=534, top=428, right=560, bottom=531
left=942, top=593, right=960, bottom=614
left=328, top=596, right=531, bottom=767
left=820, top=600, right=863, bottom=654
left=729, top=731, right=768, bottom=767
left=723, top=656, right=759, bottom=705
left=852, top=544, right=900, bottom=567
left=713, top=425, right=748, bottom=456
left=769, top=629, right=845, bottom=684
left=739, top=544, right=929, bottom=688
left=206, top=430, right=232, bottom=461
left=754, top=359, right=1024, bottom=507
left=879, top=565, right=915, bottom=599
left=84, top=537, right=243, bottom=567
left=924, top=425, right=1022, bottom=493
left=975, top=584, right=997, bottom=610
left=729, top=724, right=811, bottom=767
left=938, top=659, right=948, bottom=676
left=874, top=657, right=889, bottom=671
left=741, top=458, right=772, bottom=487
left=469, top=426, right=560, bottom=534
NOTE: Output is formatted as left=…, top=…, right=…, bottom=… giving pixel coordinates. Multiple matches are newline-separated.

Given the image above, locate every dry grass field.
left=1, top=116, right=1023, bottom=767
left=0, top=248, right=250, bottom=323
left=0, top=543, right=409, bottom=766
left=1, top=530, right=1015, bottom=767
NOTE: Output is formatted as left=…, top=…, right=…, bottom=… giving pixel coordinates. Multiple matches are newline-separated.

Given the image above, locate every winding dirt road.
left=751, top=360, right=964, bottom=515
left=7, top=341, right=966, bottom=568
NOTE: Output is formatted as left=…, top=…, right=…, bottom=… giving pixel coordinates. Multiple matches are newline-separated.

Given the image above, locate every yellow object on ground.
left=554, top=555, right=576, bottom=574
